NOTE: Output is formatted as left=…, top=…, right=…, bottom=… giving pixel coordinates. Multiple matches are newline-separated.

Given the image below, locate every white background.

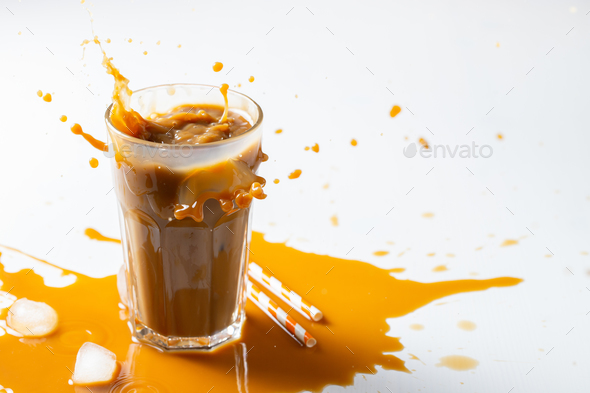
left=1, top=0, right=590, bottom=392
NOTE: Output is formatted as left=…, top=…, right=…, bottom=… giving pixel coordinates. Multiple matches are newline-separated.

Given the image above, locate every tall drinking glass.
left=105, top=84, right=263, bottom=350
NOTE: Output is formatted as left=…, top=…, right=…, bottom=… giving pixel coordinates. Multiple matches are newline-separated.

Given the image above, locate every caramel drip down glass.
left=105, top=84, right=263, bottom=350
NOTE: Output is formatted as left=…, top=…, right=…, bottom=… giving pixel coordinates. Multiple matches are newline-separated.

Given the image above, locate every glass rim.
left=104, top=83, right=264, bottom=149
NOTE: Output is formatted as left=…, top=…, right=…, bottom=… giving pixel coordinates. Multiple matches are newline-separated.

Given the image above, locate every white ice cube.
left=116, top=265, right=128, bottom=307
left=73, top=342, right=119, bottom=385
left=7, top=298, right=58, bottom=337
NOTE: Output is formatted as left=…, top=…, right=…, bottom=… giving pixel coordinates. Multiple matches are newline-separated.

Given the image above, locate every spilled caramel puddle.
left=0, top=232, right=521, bottom=392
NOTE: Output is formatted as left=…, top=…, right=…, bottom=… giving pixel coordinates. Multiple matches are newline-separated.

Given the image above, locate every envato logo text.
left=403, top=142, right=493, bottom=159
left=103, top=143, right=193, bottom=159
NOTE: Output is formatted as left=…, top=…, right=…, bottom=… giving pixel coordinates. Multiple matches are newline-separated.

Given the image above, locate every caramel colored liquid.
left=419, top=137, right=429, bottom=149
left=436, top=355, right=480, bottom=371
left=0, top=233, right=521, bottom=392
left=111, top=138, right=264, bottom=338
left=288, top=169, right=302, bottom=179
left=390, top=105, right=401, bottom=118
left=84, top=228, right=121, bottom=244
left=71, top=123, right=107, bottom=152
left=87, top=35, right=269, bottom=343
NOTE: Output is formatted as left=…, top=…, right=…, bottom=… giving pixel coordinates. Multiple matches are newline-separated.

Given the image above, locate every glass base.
left=131, top=315, right=245, bottom=351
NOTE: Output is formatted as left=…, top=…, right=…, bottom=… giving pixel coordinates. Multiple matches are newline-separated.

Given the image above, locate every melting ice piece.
left=116, top=265, right=128, bottom=307
left=7, top=298, right=58, bottom=337
left=73, top=342, right=119, bottom=385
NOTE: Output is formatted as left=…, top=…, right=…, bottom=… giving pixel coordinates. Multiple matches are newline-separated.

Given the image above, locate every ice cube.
left=116, top=265, right=128, bottom=307
left=7, top=298, right=58, bottom=337
left=73, top=342, right=119, bottom=385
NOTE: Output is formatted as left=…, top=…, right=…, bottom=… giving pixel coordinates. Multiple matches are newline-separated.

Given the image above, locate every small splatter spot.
left=288, top=169, right=302, bottom=179
left=496, top=42, right=500, bottom=48
left=501, top=239, right=518, bottom=247
left=419, top=138, right=429, bottom=149
left=156, top=40, right=161, bottom=45
left=323, top=183, right=329, bottom=189
left=311, top=143, right=319, bottom=153
left=178, top=44, right=182, bottom=48
left=304, top=146, right=310, bottom=151
left=373, top=251, right=389, bottom=257
left=390, top=105, right=401, bottom=117
left=89, top=158, right=99, bottom=168
left=43, top=93, right=52, bottom=102
left=426, top=253, right=435, bottom=257
left=273, top=179, right=280, bottom=184
left=213, top=62, right=223, bottom=72
left=18, top=31, right=22, bottom=35
left=128, top=38, right=132, bottom=43
left=446, top=253, right=455, bottom=258
left=60, top=115, right=67, bottom=122
left=143, top=51, right=148, bottom=55
left=410, top=324, right=424, bottom=331
left=249, top=76, right=255, bottom=82
left=330, top=215, right=338, bottom=227
left=351, top=139, right=358, bottom=146
left=275, top=129, right=283, bottom=134
left=475, top=246, right=483, bottom=251
left=389, top=268, right=405, bottom=273
left=457, top=320, right=477, bottom=331
left=422, top=212, right=434, bottom=218
left=497, top=133, right=503, bottom=140
left=436, top=355, right=479, bottom=371
left=433, top=265, right=448, bottom=272
left=106, top=38, right=111, bottom=43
